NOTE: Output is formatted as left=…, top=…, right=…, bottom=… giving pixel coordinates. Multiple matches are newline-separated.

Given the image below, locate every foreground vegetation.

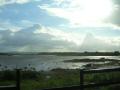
left=0, top=69, right=80, bottom=90
left=0, top=67, right=120, bottom=90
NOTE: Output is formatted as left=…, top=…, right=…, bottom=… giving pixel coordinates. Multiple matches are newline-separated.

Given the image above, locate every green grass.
left=0, top=69, right=120, bottom=90
left=0, top=69, right=80, bottom=90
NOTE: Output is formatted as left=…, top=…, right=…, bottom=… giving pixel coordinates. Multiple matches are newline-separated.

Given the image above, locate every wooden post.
left=16, top=69, right=21, bottom=90
left=80, top=69, right=84, bottom=90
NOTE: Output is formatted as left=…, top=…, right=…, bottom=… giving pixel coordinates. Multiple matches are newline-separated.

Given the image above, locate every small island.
left=63, top=58, right=120, bottom=62
left=63, top=58, right=120, bottom=69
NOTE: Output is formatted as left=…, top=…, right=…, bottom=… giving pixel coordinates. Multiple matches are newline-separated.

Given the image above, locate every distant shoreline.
left=0, top=51, right=120, bottom=56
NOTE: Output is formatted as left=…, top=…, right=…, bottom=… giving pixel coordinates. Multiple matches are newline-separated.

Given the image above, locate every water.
left=0, top=55, right=120, bottom=71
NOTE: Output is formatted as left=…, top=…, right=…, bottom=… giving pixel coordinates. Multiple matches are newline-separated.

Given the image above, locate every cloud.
left=0, top=24, right=81, bottom=52
left=39, top=0, right=120, bottom=30
left=106, top=0, right=120, bottom=26
left=0, top=0, right=33, bottom=6
left=0, top=21, right=21, bottom=31
left=80, top=33, right=120, bottom=51
left=0, top=24, right=120, bottom=52
left=34, top=26, right=83, bottom=45
left=20, top=20, right=35, bottom=27
left=39, top=0, right=116, bottom=27
left=0, top=0, right=120, bottom=52
left=39, top=4, right=85, bottom=26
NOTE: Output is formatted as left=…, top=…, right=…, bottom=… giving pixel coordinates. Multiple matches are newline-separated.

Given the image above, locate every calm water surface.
left=0, top=55, right=120, bottom=71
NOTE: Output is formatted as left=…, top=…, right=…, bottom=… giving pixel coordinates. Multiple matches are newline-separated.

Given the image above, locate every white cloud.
left=15, top=0, right=30, bottom=4
left=0, top=0, right=32, bottom=6
left=38, top=0, right=120, bottom=30
left=97, top=36, right=120, bottom=47
left=0, top=24, right=82, bottom=52
left=34, top=25, right=83, bottom=46
left=0, top=24, right=120, bottom=52
left=39, top=0, right=116, bottom=27
left=0, top=21, right=21, bottom=30
left=80, top=33, right=120, bottom=51
left=20, top=20, right=34, bottom=27
left=70, top=22, right=120, bottom=30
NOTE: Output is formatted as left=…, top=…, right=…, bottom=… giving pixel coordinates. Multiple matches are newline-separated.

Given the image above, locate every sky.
left=0, top=0, right=120, bottom=52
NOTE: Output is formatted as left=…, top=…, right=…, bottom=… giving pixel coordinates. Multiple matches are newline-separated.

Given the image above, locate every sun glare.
left=71, top=0, right=114, bottom=26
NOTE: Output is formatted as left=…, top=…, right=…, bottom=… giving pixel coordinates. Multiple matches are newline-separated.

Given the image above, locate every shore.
left=63, top=58, right=120, bottom=69
left=0, top=57, right=120, bottom=90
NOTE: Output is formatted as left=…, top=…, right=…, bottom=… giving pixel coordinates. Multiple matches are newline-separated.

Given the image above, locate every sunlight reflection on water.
left=0, top=55, right=119, bottom=71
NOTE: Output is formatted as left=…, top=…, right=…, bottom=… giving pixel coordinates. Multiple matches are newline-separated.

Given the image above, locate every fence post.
left=80, top=69, right=84, bottom=90
left=16, top=69, right=21, bottom=90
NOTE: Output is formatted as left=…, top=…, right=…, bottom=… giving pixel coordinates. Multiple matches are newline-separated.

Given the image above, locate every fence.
left=79, top=67, right=120, bottom=90
left=41, top=67, right=120, bottom=90
left=0, top=67, right=120, bottom=90
left=0, top=69, right=20, bottom=90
